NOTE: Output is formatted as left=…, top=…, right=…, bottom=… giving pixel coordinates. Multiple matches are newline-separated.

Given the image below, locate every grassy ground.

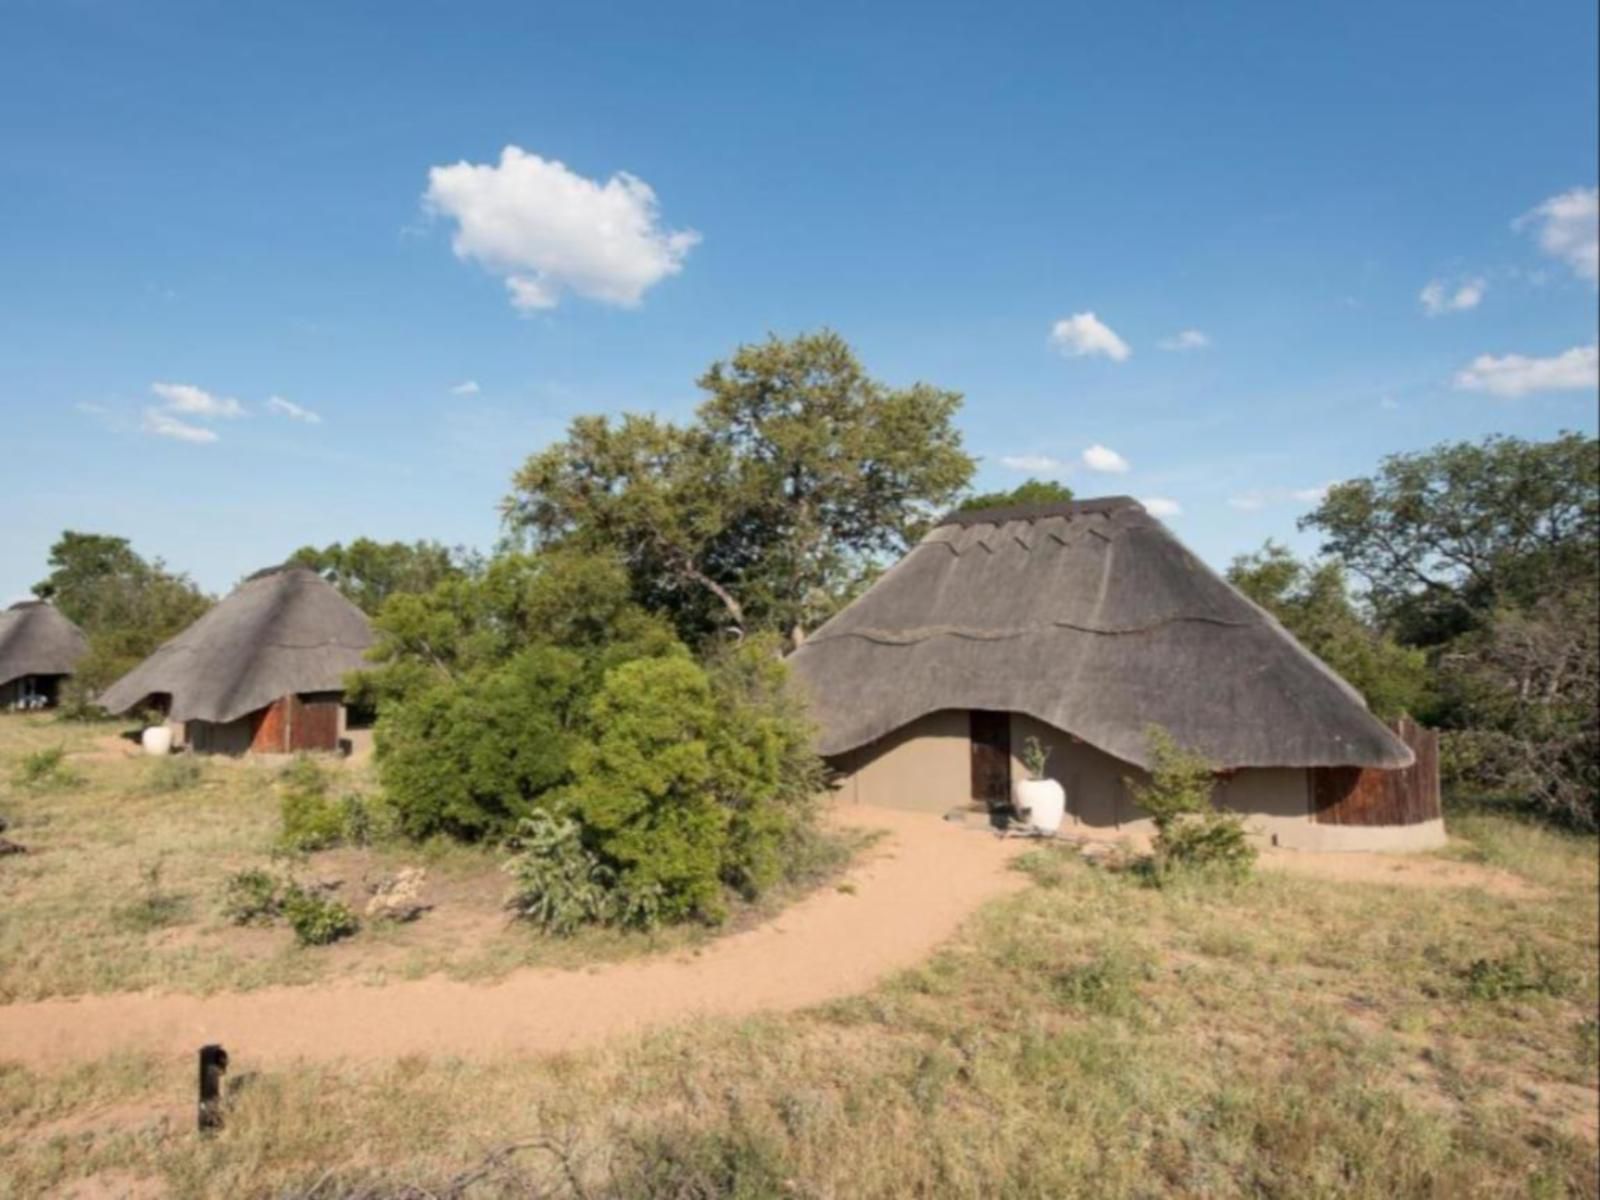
left=0, top=715, right=860, bottom=1002
left=1, top=756, right=1595, bottom=1197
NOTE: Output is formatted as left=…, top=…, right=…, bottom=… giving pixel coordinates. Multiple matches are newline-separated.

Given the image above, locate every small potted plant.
left=1014, top=735, right=1065, bottom=835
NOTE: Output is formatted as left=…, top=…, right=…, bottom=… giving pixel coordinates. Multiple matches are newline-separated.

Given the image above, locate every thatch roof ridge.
left=790, top=497, right=1411, bottom=771
left=0, top=601, right=89, bottom=686
left=97, top=565, right=374, bottom=724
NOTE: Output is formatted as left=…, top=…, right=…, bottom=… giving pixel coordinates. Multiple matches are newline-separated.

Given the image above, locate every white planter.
left=141, top=725, right=174, bottom=757
left=1014, top=778, right=1065, bottom=835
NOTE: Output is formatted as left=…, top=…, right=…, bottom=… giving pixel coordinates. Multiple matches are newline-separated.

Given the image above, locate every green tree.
left=287, top=538, right=472, bottom=616
left=1301, top=432, right=1598, bottom=645
left=1227, top=541, right=1428, bottom=718
left=32, top=531, right=212, bottom=701
left=505, top=330, right=974, bottom=646
left=957, top=478, right=1075, bottom=512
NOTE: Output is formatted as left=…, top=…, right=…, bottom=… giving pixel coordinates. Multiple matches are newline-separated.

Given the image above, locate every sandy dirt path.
left=0, top=807, right=1028, bottom=1071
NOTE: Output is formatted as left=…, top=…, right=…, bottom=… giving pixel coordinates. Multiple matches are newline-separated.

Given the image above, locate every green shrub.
left=1462, top=947, right=1575, bottom=1001
left=11, top=746, right=84, bottom=792
left=278, top=757, right=346, bottom=852
left=502, top=811, right=614, bottom=934
left=111, top=859, right=190, bottom=932
left=375, top=646, right=588, bottom=841
left=1127, top=728, right=1257, bottom=884
left=145, top=755, right=202, bottom=793
left=221, top=868, right=285, bottom=926
left=282, top=885, right=358, bottom=946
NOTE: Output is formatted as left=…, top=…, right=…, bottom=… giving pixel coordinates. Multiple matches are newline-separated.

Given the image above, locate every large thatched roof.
left=789, top=497, right=1412, bottom=771
left=98, top=565, right=374, bottom=723
left=0, top=601, right=88, bottom=686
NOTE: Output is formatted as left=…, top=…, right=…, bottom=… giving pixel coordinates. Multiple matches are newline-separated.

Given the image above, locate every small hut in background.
left=98, top=565, right=374, bottom=754
left=0, top=600, right=89, bottom=710
left=789, top=497, right=1443, bottom=852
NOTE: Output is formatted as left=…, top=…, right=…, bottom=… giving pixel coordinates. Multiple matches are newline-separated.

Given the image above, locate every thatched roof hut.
left=0, top=601, right=88, bottom=708
left=99, top=565, right=374, bottom=753
left=790, top=498, right=1441, bottom=852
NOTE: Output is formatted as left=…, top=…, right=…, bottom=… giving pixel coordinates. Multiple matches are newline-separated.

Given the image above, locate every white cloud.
left=999, top=454, right=1063, bottom=472
left=1229, top=484, right=1332, bottom=511
left=1140, top=496, right=1182, bottom=517
left=1419, top=277, right=1486, bottom=315
left=1515, top=187, right=1599, bottom=283
left=1291, top=482, right=1333, bottom=504
left=1157, top=329, right=1210, bottom=352
left=266, top=395, right=322, bottom=424
left=424, top=146, right=701, bottom=311
left=142, top=408, right=219, bottom=444
left=1081, top=443, right=1130, bottom=473
left=150, top=381, right=244, bottom=418
left=1049, top=312, right=1131, bottom=361
left=1453, top=344, right=1598, bottom=397
left=450, top=380, right=481, bottom=397
left=74, top=401, right=108, bottom=415
left=1227, top=493, right=1266, bottom=512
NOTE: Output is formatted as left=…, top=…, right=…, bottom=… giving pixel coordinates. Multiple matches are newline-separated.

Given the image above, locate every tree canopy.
left=504, top=330, right=974, bottom=647
left=957, top=478, right=1075, bottom=512
left=287, top=538, right=473, bottom=616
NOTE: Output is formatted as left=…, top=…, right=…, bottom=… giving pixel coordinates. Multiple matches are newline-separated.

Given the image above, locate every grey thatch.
left=98, top=565, right=374, bottom=723
left=789, top=497, right=1412, bottom=771
left=0, top=601, right=88, bottom=686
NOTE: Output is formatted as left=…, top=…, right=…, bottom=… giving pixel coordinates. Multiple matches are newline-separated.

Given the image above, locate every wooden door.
left=969, top=711, right=1011, bottom=806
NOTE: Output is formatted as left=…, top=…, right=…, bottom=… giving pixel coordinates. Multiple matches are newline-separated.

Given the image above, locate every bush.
left=1461, top=948, right=1575, bottom=1001
left=502, top=812, right=613, bottom=934
left=111, top=859, right=189, bottom=932
left=11, top=746, right=84, bottom=792
left=221, top=868, right=285, bottom=926
left=1127, top=728, right=1257, bottom=884
left=278, top=757, right=346, bottom=852
left=375, top=646, right=588, bottom=841
left=282, top=885, right=359, bottom=946
left=145, top=756, right=202, bottom=793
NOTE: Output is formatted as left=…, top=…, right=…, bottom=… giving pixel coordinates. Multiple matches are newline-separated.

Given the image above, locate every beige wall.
left=829, top=709, right=1447, bottom=853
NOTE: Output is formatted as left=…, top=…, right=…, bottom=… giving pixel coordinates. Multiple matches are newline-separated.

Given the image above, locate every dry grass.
left=0, top=714, right=862, bottom=1002
left=2, top=764, right=1595, bottom=1198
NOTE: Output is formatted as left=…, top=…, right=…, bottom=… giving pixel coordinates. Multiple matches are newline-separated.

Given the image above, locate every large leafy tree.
left=32, top=531, right=213, bottom=701
left=1301, top=432, right=1598, bottom=645
left=287, top=538, right=473, bottom=616
left=1227, top=542, right=1428, bottom=719
left=505, top=330, right=974, bottom=646
left=1302, top=433, right=1599, bottom=828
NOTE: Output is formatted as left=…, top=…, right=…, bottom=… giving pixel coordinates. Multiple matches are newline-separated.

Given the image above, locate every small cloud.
left=142, top=408, right=219, bottom=444
left=1229, top=484, right=1332, bottom=511
left=1379, top=396, right=1400, bottom=411
left=74, top=401, right=109, bottom=415
left=1157, top=329, right=1210, bottom=352
left=1049, top=312, right=1131, bottom=362
left=266, top=395, right=322, bottom=424
left=1453, top=344, right=1598, bottom=397
left=450, top=380, right=482, bottom=397
left=1081, top=443, right=1130, bottom=474
left=1514, top=186, right=1599, bottom=283
left=1141, top=496, right=1182, bottom=517
left=999, top=454, right=1063, bottom=472
left=1419, top=277, right=1486, bottom=316
left=150, top=381, right=245, bottom=418
left=423, top=145, right=700, bottom=312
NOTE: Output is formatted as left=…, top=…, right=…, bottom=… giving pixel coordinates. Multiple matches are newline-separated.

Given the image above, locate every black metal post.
left=198, top=1043, right=229, bottom=1134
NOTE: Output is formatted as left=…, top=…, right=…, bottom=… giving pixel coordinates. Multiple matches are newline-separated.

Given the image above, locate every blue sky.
left=3, top=0, right=1596, bottom=603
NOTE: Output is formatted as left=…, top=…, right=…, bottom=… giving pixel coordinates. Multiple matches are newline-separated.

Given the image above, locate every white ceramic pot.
left=141, top=724, right=174, bottom=757
left=1014, top=778, right=1066, bottom=835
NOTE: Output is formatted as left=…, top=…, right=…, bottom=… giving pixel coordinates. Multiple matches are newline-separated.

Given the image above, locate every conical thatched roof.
left=789, top=497, right=1412, bottom=771
left=98, top=565, right=374, bottom=723
left=0, top=601, right=89, bottom=686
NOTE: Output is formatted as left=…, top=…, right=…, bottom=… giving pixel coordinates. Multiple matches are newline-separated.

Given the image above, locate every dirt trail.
left=0, top=807, right=1028, bottom=1071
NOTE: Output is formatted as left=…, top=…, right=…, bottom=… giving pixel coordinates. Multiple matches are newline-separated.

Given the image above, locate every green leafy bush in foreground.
left=1127, top=728, right=1256, bottom=884
left=221, top=868, right=285, bottom=927
left=282, top=885, right=359, bottom=947
left=502, top=811, right=613, bottom=935
left=11, top=746, right=84, bottom=792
